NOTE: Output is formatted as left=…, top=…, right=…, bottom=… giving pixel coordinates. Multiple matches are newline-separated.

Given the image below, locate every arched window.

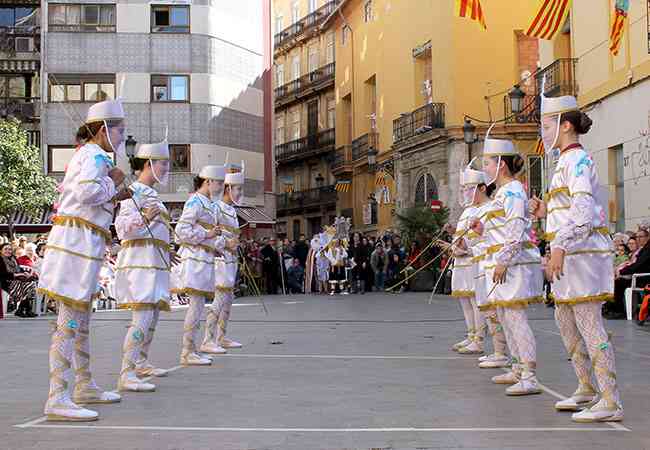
left=414, top=173, right=437, bottom=206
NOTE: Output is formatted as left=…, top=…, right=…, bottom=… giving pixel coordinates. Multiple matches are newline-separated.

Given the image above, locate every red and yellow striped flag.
left=525, top=0, right=572, bottom=41
left=534, top=138, right=544, bottom=156
left=455, top=0, right=487, bottom=30
left=610, top=0, right=630, bottom=56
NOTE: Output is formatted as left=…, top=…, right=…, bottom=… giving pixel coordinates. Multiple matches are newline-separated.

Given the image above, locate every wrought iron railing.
left=0, top=97, right=40, bottom=120
left=0, top=26, right=41, bottom=55
left=352, top=131, right=378, bottom=161
left=275, top=62, right=335, bottom=103
left=277, top=185, right=338, bottom=211
left=393, top=103, right=445, bottom=144
left=275, top=128, right=335, bottom=162
left=274, top=0, right=340, bottom=50
left=331, top=145, right=352, bottom=171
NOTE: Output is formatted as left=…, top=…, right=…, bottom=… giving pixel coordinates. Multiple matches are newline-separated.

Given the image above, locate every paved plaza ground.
left=1, top=292, right=650, bottom=450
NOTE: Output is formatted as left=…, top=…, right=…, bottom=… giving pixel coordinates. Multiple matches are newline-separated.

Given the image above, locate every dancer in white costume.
left=460, top=166, right=509, bottom=368
left=529, top=92, right=623, bottom=422
left=115, top=139, right=173, bottom=392
left=173, top=166, right=225, bottom=365
left=208, top=164, right=244, bottom=352
left=327, top=240, right=348, bottom=296
left=450, top=189, right=483, bottom=354
left=472, top=138, right=543, bottom=396
left=39, top=99, right=129, bottom=421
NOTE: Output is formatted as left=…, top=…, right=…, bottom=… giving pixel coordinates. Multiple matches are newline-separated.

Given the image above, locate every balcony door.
left=307, top=100, right=318, bottom=149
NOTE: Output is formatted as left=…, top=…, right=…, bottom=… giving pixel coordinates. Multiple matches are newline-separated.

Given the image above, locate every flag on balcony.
left=335, top=180, right=351, bottom=193
left=455, top=0, right=487, bottom=30
left=534, top=138, right=544, bottom=156
left=610, top=0, right=630, bottom=56
left=284, top=184, right=294, bottom=193
left=525, top=0, right=572, bottom=40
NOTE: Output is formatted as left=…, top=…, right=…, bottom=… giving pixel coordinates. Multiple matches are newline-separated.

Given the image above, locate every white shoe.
left=180, top=352, right=212, bottom=366
left=478, top=353, right=510, bottom=369
left=220, top=339, right=242, bottom=349
left=506, top=373, right=542, bottom=396
left=555, top=386, right=597, bottom=411
left=458, top=340, right=484, bottom=355
left=342, top=291, right=349, bottom=295
left=136, top=363, right=168, bottom=378
left=329, top=292, right=335, bottom=296
left=572, top=399, right=624, bottom=423
left=199, top=342, right=227, bottom=354
left=492, top=371, right=519, bottom=385
left=73, top=385, right=121, bottom=405
left=118, top=373, right=156, bottom=392
left=452, top=338, right=471, bottom=352
left=45, top=399, right=99, bottom=422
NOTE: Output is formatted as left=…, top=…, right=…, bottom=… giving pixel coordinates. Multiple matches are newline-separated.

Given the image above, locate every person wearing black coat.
left=609, top=228, right=650, bottom=319
left=293, top=235, right=310, bottom=268
left=349, top=237, right=370, bottom=294
left=261, top=238, right=280, bottom=295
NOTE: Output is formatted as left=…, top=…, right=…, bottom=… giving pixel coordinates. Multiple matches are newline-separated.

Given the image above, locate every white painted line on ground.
left=217, top=354, right=472, bottom=360
left=14, top=424, right=627, bottom=432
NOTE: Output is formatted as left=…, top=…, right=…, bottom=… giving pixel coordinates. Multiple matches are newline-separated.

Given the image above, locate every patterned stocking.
left=46, top=303, right=78, bottom=408
left=181, top=295, right=204, bottom=357
left=216, top=290, right=234, bottom=343
left=121, top=310, right=155, bottom=379
left=459, top=297, right=476, bottom=335
left=485, top=310, right=507, bottom=355
left=203, top=292, right=223, bottom=346
left=504, top=308, right=537, bottom=371
left=555, top=304, right=594, bottom=391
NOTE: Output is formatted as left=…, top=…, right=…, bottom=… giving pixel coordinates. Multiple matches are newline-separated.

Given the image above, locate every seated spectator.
left=286, top=258, right=305, bottom=294
left=609, top=227, right=650, bottom=319
left=614, top=243, right=630, bottom=268
left=0, top=243, right=37, bottom=317
left=16, top=243, right=37, bottom=267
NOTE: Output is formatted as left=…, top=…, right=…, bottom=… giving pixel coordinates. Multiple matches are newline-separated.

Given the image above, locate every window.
left=414, top=173, right=437, bottom=206
left=327, top=99, right=336, bottom=129
left=308, top=47, right=319, bottom=73
left=292, top=109, right=300, bottom=140
left=326, top=32, right=335, bottom=63
left=151, top=5, right=189, bottom=33
left=292, top=219, right=301, bottom=240
left=48, top=74, right=114, bottom=102
left=0, top=76, right=26, bottom=98
left=526, top=155, right=544, bottom=198
left=48, top=146, right=76, bottom=173
left=292, top=56, right=301, bottom=80
left=308, top=0, right=318, bottom=14
left=341, top=25, right=350, bottom=46
left=0, top=6, right=38, bottom=27
left=151, top=75, right=189, bottom=102
left=276, top=116, right=285, bottom=145
left=48, top=4, right=115, bottom=32
left=291, top=1, right=300, bottom=24
left=169, top=144, right=190, bottom=172
left=276, top=64, right=284, bottom=87
left=275, top=15, right=283, bottom=34
left=364, top=0, right=373, bottom=22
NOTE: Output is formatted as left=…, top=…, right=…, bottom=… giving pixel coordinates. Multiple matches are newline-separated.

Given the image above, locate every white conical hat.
left=540, top=74, right=579, bottom=117
left=483, top=138, right=517, bottom=157
left=135, top=141, right=169, bottom=160
left=461, top=167, right=487, bottom=186
left=225, top=160, right=245, bottom=185
left=199, top=165, right=226, bottom=181
left=85, top=99, right=125, bottom=124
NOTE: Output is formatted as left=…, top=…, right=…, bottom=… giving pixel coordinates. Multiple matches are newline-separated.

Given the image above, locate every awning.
left=0, top=208, right=54, bottom=234
left=235, top=205, right=275, bottom=228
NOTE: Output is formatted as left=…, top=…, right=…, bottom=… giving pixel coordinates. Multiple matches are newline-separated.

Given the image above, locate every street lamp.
left=315, top=173, right=324, bottom=187
left=125, top=135, right=137, bottom=159
left=508, top=84, right=526, bottom=116
left=462, top=118, right=477, bottom=145
left=367, top=147, right=378, bottom=172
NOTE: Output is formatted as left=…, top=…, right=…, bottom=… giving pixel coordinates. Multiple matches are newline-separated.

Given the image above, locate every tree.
left=0, top=119, right=58, bottom=240
left=396, top=205, right=449, bottom=247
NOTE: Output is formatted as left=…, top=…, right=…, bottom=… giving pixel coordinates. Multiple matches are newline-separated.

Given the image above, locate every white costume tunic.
left=38, top=143, right=117, bottom=311
left=214, top=200, right=240, bottom=291
left=546, top=147, right=613, bottom=304
left=451, top=205, right=479, bottom=298
left=466, top=202, right=491, bottom=309
left=114, top=182, right=171, bottom=311
left=481, top=180, right=543, bottom=310
left=173, top=193, right=220, bottom=298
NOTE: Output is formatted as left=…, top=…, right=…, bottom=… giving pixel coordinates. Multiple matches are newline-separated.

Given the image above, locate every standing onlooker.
left=316, top=249, right=330, bottom=294
left=370, top=243, right=388, bottom=291
left=293, top=234, right=310, bottom=268
left=261, top=237, right=280, bottom=295
left=349, top=233, right=369, bottom=294
left=386, top=252, right=405, bottom=292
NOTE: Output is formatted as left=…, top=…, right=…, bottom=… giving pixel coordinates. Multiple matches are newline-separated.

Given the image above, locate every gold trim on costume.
left=37, top=288, right=96, bottom=312
left=180, top=243, right=216, bottom=255
left=544, top=187, right=570, bottom=202
left=117, top=300, right=171, bottom=312
left=121, top=238, right=171, bottom=251
left=179, top=255, right=214, bottom=265
left=544, top=227, right=609, bottom=242
left=553, top=293, right=614, bottom=305
left=197, top=220, right=214, bottom=230
left=218, top=224, right=241, bottom=235
left=170, top=287, right=213, bottom=298
left=548, top=205, right=571, bottom=215
left=485, top=209, right=505, bottom=221
left=486, top=241, right=536, bottom=256
left=451, top=290, right=475, bottom=298
left=215, top=286, right=234, bottom=292
left=471, top=254, right=486, bottom=263
left=484, top=260, right=540, bottom=270
left=53, top=215, right=112, bottom=244
left=45, top=245, right=104, bottom=262
left=566, top=249, right=613, bottom=257
left=115, top=264, right=170, bottom=271
left=478, top=296, right=544, bottom=311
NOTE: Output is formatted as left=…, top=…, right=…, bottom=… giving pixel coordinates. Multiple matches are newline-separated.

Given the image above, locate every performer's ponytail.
left=193, top=176, right=206, bottom=191
left=561, top=110, right=593, bottom=135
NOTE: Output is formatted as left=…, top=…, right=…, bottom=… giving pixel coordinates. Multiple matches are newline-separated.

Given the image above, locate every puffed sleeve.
left=551, top=152, right=595, bottom=252
left=494, top=191, right=529, bottom=267
left=174, top=197, right=208, bottom=245
left=75, top=151, right=117, bottom=206
left=115, top=198, right=147, bottom=240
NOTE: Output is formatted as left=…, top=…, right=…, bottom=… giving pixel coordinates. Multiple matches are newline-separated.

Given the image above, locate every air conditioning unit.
left=15, top=37, right=34, bottom=53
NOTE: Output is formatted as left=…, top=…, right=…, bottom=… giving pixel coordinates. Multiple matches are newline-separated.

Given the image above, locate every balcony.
left=0, top=97, right=40, bottom=121
left=277, top=185, right=338, bottom=213
left=352, top=132, right=378, bottom=162
left=331, top=145, right=352, bottom=174
left=504, top=58, right=577, bottom=124
left=275, top=62, right=335, bottom=108
left=0, top=26, right=41, bottom=60
left=276, top=128, right=335, bottom=163
left=392, top=103, right=445, bottom=144
left=274, top=0, right=340, bottom=54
